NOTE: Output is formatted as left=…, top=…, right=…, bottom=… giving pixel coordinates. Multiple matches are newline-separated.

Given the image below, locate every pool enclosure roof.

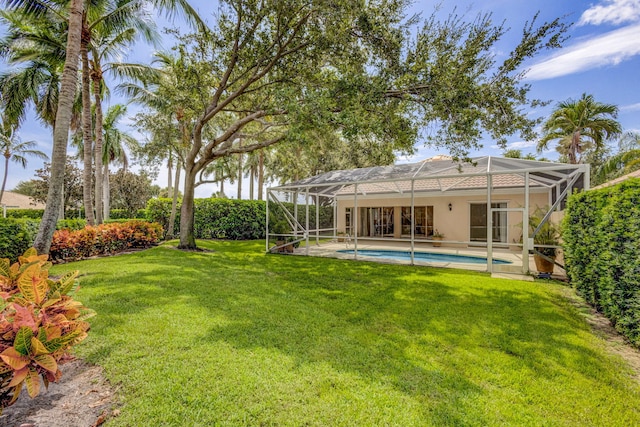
left=270, top=156, right=590, bottom=198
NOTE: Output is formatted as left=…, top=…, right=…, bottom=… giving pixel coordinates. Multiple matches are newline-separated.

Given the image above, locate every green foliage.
left=4, top=209, right=43, bottom=219
left=49, top=221, right=163, bottom=262
left=146, top=198, right=334, bottom=240
left=529, top=207, right=561, bottom=258
left=56, top=219, right=87, bottom=231
left=563, top=178, right=640, bottom=345
left=108, top=209, right=149, bottom=220
left=0, top=219, right=40, bottom=262
left=0, top=248, right=95, bottom=412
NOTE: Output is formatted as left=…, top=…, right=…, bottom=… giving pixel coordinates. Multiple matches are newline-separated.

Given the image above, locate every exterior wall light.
left=448, top=203, right=452, bottom=211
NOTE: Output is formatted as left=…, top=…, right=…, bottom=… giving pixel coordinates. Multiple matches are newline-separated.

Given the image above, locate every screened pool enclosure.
left=266, top=156, right=589, bottom=274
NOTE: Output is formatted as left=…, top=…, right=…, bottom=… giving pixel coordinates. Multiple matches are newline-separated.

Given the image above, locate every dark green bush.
left=563, top=178, right=640, bottom=346
left=4, top=209, right=43, bottom=219
left=146, top=197, right=334, bottom=241
left=0, top=218, right=40, bottom=262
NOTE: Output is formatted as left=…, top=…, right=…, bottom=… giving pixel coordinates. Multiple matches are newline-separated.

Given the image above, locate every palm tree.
left=101, top=104, right=137, bottom=219
left=0, top=120, right=48, bottom=205
left=3, top=0, right=205, bottom=254
left=0, top=9, right=67, bottom=130
left=80, top=0, right=160, bottom=224
left=538, top=93, right=622, bottom=164
left=595, top=131, right=640, bottom=184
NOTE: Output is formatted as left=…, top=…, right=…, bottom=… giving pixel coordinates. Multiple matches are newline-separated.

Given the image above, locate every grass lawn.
left=53, top=240, right=640, bottom=426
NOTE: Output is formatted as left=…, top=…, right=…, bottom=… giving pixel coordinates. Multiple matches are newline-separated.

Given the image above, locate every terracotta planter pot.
left=534, top=254, right=555, bottom=273
left=432, top=237, right=442, bottom=247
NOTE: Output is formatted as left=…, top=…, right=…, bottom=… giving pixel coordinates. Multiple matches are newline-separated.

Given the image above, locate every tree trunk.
left=219, top=179, right=224, bottom=197
left=93, top=77, right=104, bottom=224
left=237, top=152, right=243, bottom=200
left=258, top=150, right=264, bottom=201
left=249, top=166, right=255, bottom=200
left=178, top=166, right=197, bottom=249
left=103, top=163, right=110, bottom=220
left=167, top=152, right=173, bottom=197
left=167, top=162, right=181, bottom=238
left=34, top=0, right=83, bottom=254
left=0, top=155, right=9, bottom=205
left=80, top=26, right=94, bottom=226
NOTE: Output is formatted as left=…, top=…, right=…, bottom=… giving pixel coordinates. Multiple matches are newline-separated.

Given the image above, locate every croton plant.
left=0, top=248, right=95, bottom=412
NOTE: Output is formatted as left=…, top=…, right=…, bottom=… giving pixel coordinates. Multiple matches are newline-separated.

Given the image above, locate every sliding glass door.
left=470, top=203, right=507, bottom=243
left=401, top=206, right=434, bottom=237
left=359, top=207, right=394, bottom=237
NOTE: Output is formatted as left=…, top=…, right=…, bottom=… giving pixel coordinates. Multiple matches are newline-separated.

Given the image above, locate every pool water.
left=337, top=249, right=512, bottom=264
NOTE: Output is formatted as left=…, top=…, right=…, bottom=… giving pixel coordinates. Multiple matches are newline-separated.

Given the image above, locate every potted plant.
left=432, top=229, right=444, bottom=247
left=270, top=219, right=293, bottom=253
left=528, top=208, right=561, bottom=275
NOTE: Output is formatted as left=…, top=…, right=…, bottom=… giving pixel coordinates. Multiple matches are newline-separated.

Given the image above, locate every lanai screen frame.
left=266, top=156, right=590, bottom=273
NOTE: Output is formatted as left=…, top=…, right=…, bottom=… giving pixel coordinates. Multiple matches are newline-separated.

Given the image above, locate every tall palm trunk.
left=258, top=150, right=264, bottom=200
left=92, top=74, right=104, bottom=224
left=0, top=154, right=9, bottom=205
left=103, top=163, right=110, bottom=220
left=167, top=152, right=173, bottom=196
left=80, top=20, right=95, bottom=225
left=249, top=165, right=255, bottom=200
left=34, top=0, right=84, bottom=254
left=237, top=145, right=243, bottom=200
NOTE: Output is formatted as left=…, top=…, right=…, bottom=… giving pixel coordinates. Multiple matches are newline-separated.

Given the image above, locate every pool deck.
left=279, top=239, right=564, bottom=280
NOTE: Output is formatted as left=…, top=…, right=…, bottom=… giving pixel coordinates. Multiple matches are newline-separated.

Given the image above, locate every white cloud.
left=579, top=0, right=640, bottom=26
left=621, top=102, right=640, bottom=111
left=489, top=140, right=537, bottom=150
left=525, top=24, right=640, bottom=80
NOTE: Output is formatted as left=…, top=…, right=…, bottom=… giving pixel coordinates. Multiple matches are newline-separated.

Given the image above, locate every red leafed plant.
left=0, top=248, right=95, bottom=413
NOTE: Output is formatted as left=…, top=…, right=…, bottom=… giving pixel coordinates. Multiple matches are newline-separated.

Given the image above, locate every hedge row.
left=146, top=198, right=334, bottom=240
left=0, top=218, right=160, bottom=262
left=0, top=218, right=40, bottom=262
left=563, top=178, right=640, bottom=346
left=49, top=221, right=163, bottom=262
left=4, top=209, right=44, bottom=219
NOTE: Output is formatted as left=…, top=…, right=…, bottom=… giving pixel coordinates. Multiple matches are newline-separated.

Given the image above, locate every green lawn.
left=54, top=240, right=640, bottom=426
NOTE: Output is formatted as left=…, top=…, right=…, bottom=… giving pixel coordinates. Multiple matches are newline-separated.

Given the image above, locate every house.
left=267, top=156, right=589, bottom=273
left=1, top=191, right=45, bottom=210
left=592, top=169, right=640, bottom=190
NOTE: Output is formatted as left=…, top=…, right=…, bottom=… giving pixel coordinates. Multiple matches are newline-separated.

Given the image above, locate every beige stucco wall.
left=336, top=189, right=551, bottom=246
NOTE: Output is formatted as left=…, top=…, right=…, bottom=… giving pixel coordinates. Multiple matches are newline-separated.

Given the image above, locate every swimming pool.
left=336, top=249, right=512, bottom=265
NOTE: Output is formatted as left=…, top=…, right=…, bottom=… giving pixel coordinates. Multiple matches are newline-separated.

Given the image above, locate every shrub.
left=56, top=219, right=87, bottom=231
left=49, top=221, right=163, bottom=262
left=4, top=209, right=43, bottom=219
left=0, top=219, right=40, bottom=263
left=563, top=178, right=640, bottom=346
left=0, top=248, right=95, bottom=412
left=146, top=197, right=334, bottom=240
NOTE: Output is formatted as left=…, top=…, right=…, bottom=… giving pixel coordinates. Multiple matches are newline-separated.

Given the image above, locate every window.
left=345, top=207, right=353, bottom=235
left=470, top=203, right=507, bottom=243
left=359, top=207, right=394, bottom=237
left=401, top=206, right=433, bottom=237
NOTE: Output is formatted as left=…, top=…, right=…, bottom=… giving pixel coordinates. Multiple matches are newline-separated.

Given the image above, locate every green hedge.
left=146, top=198, right=334, bottom=240
left=563, top=178, right=640, bottom=346
left=4, top=209, right=44, bottom=219
left=0, top=218, right=40, bottom=262
left=110, top=208, right=147, bottom=219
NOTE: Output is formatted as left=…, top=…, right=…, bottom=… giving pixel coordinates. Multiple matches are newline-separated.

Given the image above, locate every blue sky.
left=2, top=0, right=640, bottom=198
